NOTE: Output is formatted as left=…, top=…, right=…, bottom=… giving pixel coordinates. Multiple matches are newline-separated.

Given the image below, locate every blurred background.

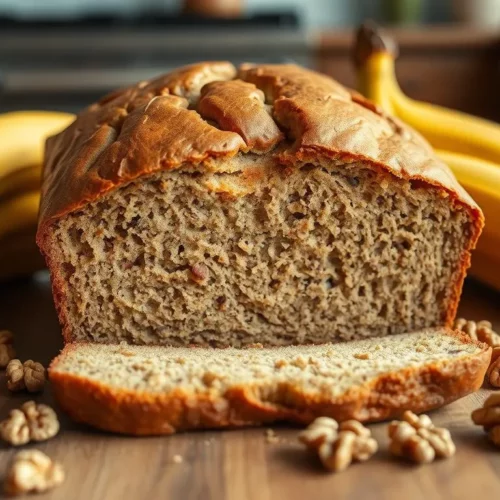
left=0, top=0, right=499, bottom=119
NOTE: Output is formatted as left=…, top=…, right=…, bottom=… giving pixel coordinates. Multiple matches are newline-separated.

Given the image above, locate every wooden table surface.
left=0, top=273, right=499, bottom=500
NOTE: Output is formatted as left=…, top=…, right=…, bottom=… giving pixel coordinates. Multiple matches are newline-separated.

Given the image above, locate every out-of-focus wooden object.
left=452, top=0, right=500, bottom=28
left=183, top=0, right=244, bottom=18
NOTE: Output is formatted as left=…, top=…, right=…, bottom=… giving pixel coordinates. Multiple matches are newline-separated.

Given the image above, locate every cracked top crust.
left=38, top=61, right=483, bottom=237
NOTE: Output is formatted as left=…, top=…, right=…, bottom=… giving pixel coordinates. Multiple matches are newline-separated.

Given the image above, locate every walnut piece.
left=4, top=449, right=64, bottom=496
left=388, top=411, right=455, bottom=464
left=454, top=318, right=500, bottom=347
left=455, top=319, right=500, bottom=387
left=6, top=359, right=45, bottom=393
left=353, top=352, right=371, bottom=360
left=189, top=263, right=209, bottom=283
left=299, top=417, right=377, bottom=472
left=299, top=416, right=339, bottom=449
left=472, top=393, right=500, bottom=447
left=0, top=401, right=59, bottom=446
left=265, top=428, right=280, bottom=444
left=489, top=426, right=500, bottom=447
left=0, top=330, right=16, bottom=368
left=487, top=348, right=500, bottom=388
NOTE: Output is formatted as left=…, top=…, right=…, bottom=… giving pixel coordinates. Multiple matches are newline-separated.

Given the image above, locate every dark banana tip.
left=353, top=21, right=399, bottom=67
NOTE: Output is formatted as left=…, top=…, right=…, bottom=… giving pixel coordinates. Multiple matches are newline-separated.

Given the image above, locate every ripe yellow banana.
left=0, top=111, right=74, bottom=178
left=0, top=191, right=43, bottom=281
left=0, top=191, right=40, bottom=239
left=354, top=22, right=500, bottom=291
left=355, top=23, right=500, bottom=164
left=0, top=111, right=74, bottom=281
left=0, top=165, right=41, bottom=200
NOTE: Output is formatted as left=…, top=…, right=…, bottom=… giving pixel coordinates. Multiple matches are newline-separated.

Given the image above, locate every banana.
left=0, top=191, right=40, bottom=240
left=354, top=23, right=500, bottom=164
left=354, top=22, right=500, bottom=291
left=0, top=165, right=41, bottom=200
left=0, top=111, right=74, bottom=281
left=0, top=111, right=74, bottom=178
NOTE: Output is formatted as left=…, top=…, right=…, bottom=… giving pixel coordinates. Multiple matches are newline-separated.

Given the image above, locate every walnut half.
left=388, top=411, right=455, bottom=464
left=0, top=330, right=16, bottom=368
left=6, top=359, right=45, bottom=393
left=0, top=401, right=60, bottom=446
left=487, top=348, right=500, bottom=388
left=454, top=319, right=500, bottom=387
left=299, top=417, right=378, bottom=472
left=454, top=318, right=500, bottom=347
left=4, top=450, right=64, bottom=496
left=472, top=393, right=500, bottom=447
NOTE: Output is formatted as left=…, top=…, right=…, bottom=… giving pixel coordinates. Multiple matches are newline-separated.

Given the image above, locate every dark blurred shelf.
left=2, top=24, right=500, bottom=118
left=318, top=25, right=500, bottom=52
left=0, top=11, right=300, bottom=30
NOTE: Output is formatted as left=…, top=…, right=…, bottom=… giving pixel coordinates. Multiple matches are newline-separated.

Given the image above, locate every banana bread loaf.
left=37, top=62, right=484, bottom=346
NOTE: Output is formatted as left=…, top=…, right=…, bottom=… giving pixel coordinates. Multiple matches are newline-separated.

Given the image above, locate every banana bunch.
left=0, top=111, right=74, bottom=281
left=354, top=22, right=500, bottom=291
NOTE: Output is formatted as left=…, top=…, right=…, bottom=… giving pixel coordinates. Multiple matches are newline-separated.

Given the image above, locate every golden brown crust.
left=198, top=80, right=283, bottom=152
left=49, top=333, right=491, bottom=436
left=37, top=62, right=482, bottom=230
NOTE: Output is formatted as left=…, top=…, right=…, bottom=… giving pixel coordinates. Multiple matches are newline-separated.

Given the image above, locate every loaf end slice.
left=49, top=329, right=490, bottom=436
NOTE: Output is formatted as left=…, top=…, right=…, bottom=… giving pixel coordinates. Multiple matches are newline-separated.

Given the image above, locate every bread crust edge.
left=48, top=333, right=491, bottom=436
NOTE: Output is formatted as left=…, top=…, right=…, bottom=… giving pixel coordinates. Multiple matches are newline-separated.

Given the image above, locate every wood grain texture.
left=0, top=274, right=499, bottom=500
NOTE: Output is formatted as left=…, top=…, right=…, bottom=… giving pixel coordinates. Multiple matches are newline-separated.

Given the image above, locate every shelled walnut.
left=0, top=330, right=16, bottom=368
left=6, top=359, right=45, bottom=393
left=454, top=318, right=500, bottom=347
left=487, top=348, right=500, bottom=388
left=0, top=401, right=60, bottom=446
left=299, top=417, right=377, bottom=472
left=4, top=450, right=64, bottom=496
left=472, top=393, right=500, bottom=447
left=388, top=411, right=455, bottom=464
left=454, top=319, right=500, bottom=387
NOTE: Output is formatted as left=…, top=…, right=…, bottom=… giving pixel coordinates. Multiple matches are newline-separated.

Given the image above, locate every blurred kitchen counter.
left=0, top=25, right=311, bottom=112
left=1, top=24, right=499, bottom=119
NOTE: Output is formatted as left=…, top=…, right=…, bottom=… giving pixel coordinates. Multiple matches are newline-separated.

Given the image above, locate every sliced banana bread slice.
left=49, top=329, right=490, bottom=435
